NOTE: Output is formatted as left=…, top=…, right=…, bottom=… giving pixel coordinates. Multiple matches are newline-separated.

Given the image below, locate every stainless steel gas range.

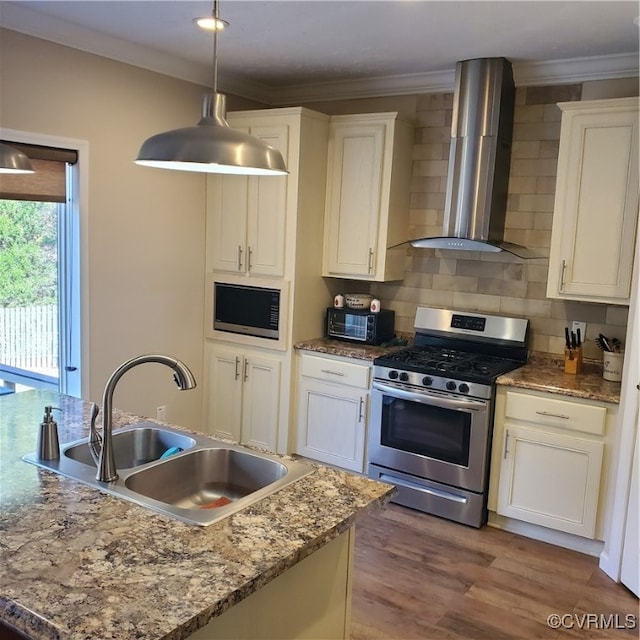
left=368, top=306, right=529, bottom=528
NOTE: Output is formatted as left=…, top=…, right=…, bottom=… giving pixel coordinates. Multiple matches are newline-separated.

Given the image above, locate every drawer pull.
left=321, top=369, right=345, bottom=377
left=536, top=410, right=570, bottom=420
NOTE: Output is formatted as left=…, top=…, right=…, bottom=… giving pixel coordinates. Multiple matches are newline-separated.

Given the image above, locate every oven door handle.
left=372, top=380, right=487, bottom=412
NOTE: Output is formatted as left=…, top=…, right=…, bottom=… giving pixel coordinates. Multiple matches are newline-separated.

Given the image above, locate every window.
left=0, top=141, right=81, bottom=397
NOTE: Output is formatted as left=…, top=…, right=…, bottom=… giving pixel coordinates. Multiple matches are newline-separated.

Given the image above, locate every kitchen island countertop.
left=0, top=390, right=394, bottom=640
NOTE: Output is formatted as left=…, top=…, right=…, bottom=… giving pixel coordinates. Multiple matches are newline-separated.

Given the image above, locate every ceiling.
left=1, top=1, right=638, bottom=105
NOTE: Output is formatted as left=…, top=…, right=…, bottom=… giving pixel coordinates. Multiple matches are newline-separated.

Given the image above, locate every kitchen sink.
left=64, top=426, right=196, bottom=468
left=22, top=422, right=313, bottom=526
left=125, top=448, right=287, bottom=508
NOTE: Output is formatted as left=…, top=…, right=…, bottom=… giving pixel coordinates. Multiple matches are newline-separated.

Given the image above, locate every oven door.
left=368, top=380, right=491, bottom=493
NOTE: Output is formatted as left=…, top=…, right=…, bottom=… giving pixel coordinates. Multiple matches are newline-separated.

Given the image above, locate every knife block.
left=564, top=347, right=582, bottom=374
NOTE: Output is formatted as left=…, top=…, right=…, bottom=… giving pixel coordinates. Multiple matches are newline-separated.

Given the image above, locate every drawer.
left=300, top=354, right=370, bottom=389
left=505, top=391, right=607, bottom=436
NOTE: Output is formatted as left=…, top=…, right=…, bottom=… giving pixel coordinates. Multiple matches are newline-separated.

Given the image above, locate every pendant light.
left=0, top=142, right=34, bottom=174
left=134, top=1, right=287, bottom=176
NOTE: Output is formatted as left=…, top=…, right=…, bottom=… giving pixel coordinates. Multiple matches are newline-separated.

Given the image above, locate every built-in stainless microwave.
left=214, top=281, right=281, bottom=340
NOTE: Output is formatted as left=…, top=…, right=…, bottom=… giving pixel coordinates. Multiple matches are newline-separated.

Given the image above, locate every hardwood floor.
left=351, top=504, right=638, bottom=640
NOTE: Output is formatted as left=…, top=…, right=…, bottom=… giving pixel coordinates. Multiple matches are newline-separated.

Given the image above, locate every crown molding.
left=2, top=2, right=637, bottom=106
left=513, top=53, right=640, bottom=87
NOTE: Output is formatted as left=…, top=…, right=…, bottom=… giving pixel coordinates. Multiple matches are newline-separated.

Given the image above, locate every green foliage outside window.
left=0, top=200, right=57, bottom=307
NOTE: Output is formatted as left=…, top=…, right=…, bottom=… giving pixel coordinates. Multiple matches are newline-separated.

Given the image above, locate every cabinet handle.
left=559, top=259, right=567, bottom=291
left=321, top=369, right=344, bottom=377
left=234, top=356, right=240, bottom=380
left=368, top=248, right=374, bottom=274
left=503, top=430, right=510, bottom=459
left=536, top=410, right=570, bottom=420
left=237, top=245, right=243, bottom=271
left=243, top=358, right=249, bottom=382
left=358, top=397, right=364, bottom=422
left=247, top=246, right=253, bottom=272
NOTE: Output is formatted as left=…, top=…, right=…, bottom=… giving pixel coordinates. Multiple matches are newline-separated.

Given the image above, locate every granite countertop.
left=0, top=390, right=394, bottom=640
left=294, top=336, right=410, bottom=362
left=497, top=352, right=621, bottom=404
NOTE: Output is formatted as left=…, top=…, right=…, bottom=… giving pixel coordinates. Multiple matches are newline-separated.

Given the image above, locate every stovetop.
left=374, top=345, right=523, bottom=382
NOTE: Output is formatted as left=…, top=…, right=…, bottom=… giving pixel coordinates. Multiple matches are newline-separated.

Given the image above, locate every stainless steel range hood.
left=410, top=57, right=534, bottom=258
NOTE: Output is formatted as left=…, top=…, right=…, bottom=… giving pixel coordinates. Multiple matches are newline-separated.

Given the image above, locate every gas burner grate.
left=374, top=345, right=522, bottom=383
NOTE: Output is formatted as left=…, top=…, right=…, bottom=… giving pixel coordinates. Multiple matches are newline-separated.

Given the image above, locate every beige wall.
left=308, top=78, right=638, bottom=360
left=0, top=29, right=256, bottom=427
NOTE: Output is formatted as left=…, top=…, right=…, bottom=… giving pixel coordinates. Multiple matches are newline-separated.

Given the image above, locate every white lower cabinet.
left=205, top=342, right=281, bottom=452
left=489, top=386, right=615, bottom=542
left=296, top=353, right=370, bottom=473
left=497, top=424, right=603, bottom=537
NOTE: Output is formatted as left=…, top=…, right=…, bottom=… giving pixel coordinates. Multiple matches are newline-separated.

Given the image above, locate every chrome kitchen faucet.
left=89, top=354, right=197, bottom=482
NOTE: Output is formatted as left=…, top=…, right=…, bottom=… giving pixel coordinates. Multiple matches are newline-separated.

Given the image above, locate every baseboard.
left=487, top=511, right=605, bottom=557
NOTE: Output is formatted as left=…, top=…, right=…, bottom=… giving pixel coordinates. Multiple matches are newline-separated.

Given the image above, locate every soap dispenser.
left=37, top=405, right=60, bottom=460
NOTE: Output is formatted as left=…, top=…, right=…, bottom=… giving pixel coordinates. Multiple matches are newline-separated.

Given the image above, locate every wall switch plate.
left=156, top=405, right=167, bottom=421
left=571, top=321, right=587, bottom=341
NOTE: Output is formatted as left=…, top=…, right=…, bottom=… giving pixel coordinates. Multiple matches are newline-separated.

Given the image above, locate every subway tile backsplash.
left=372, top=83, right=630, bottom=359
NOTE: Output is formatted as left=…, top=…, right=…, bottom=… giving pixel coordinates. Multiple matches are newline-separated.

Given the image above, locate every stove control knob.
left=399, top=372, right=409, bottom=382
left=388, top=370, right=399, bottom=380
left=422, top=376, right=433, bottom=386
left=458, top=383, right=470, bottom=394
left=446, top=380, right=457, bottom=391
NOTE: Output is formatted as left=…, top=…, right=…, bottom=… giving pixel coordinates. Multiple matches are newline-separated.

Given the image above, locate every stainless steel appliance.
left=213, top=281, right=281, bottom=340
left=326, top=307, right=395, bottom=345
left=368, top=306, right=528, bottom=527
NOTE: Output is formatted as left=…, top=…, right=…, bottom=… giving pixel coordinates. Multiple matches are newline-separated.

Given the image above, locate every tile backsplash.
left=371, top=83, right=631, bottom=359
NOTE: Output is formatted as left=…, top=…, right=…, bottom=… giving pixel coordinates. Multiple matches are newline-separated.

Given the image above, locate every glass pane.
left=381, top=396, right=471, bottom=466
left=0, top=199, right=59, bottom=392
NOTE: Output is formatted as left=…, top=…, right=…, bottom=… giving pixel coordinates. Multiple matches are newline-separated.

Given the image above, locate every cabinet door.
left=323, top=123, right=384, bottom=277
left=245, top=125, right=289, bottom=277
left=547, top=100, right=639, bottom=304
left=296, top=378, right=367, bottom=473
left=205, top=345, right=243, bottom=441
left=497, top=424, right=604, bottom=538
left=206, top=124, right=250, bottom=273
left=241, top=353, right=281, bottom=452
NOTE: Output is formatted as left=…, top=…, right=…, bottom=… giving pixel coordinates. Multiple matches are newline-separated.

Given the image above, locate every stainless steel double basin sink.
left=23, top=423, right=313, bottom=526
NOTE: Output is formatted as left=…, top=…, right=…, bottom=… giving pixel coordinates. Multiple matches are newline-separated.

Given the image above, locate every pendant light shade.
left=134, top=1, right=287, bottom=176
left=0, top=142, right=34, bottom=174
left=135, top=93, right=287, bottom=175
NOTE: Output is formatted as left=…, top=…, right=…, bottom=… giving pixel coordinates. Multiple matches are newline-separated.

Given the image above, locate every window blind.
left=0, top=142, right=77, bottom=203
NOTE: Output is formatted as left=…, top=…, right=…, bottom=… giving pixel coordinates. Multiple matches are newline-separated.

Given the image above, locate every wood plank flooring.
left=350, top=504, right=638, bottom=640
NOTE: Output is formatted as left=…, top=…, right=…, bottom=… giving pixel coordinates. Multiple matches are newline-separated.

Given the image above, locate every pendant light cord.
left=213, top=0, right=219, bottom=92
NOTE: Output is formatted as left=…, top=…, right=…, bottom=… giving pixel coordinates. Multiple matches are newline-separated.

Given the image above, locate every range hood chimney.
left=411, top=57, right=533, bottom=257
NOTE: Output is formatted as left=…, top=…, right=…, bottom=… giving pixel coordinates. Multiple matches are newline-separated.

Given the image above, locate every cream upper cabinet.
left=206, top=124, right=288, bottom=277
left=547, top=97, right=639, bottom=305
left=322, top=112, right=413, bottom=282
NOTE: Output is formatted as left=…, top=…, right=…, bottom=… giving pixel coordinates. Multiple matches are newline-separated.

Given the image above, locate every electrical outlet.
left=571, top=321, right=587, bottom=341
left=156, top=405, right=167, bottom=421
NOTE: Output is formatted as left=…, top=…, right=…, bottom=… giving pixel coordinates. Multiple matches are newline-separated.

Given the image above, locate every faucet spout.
left=93, top=354, right=197, bottom=482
